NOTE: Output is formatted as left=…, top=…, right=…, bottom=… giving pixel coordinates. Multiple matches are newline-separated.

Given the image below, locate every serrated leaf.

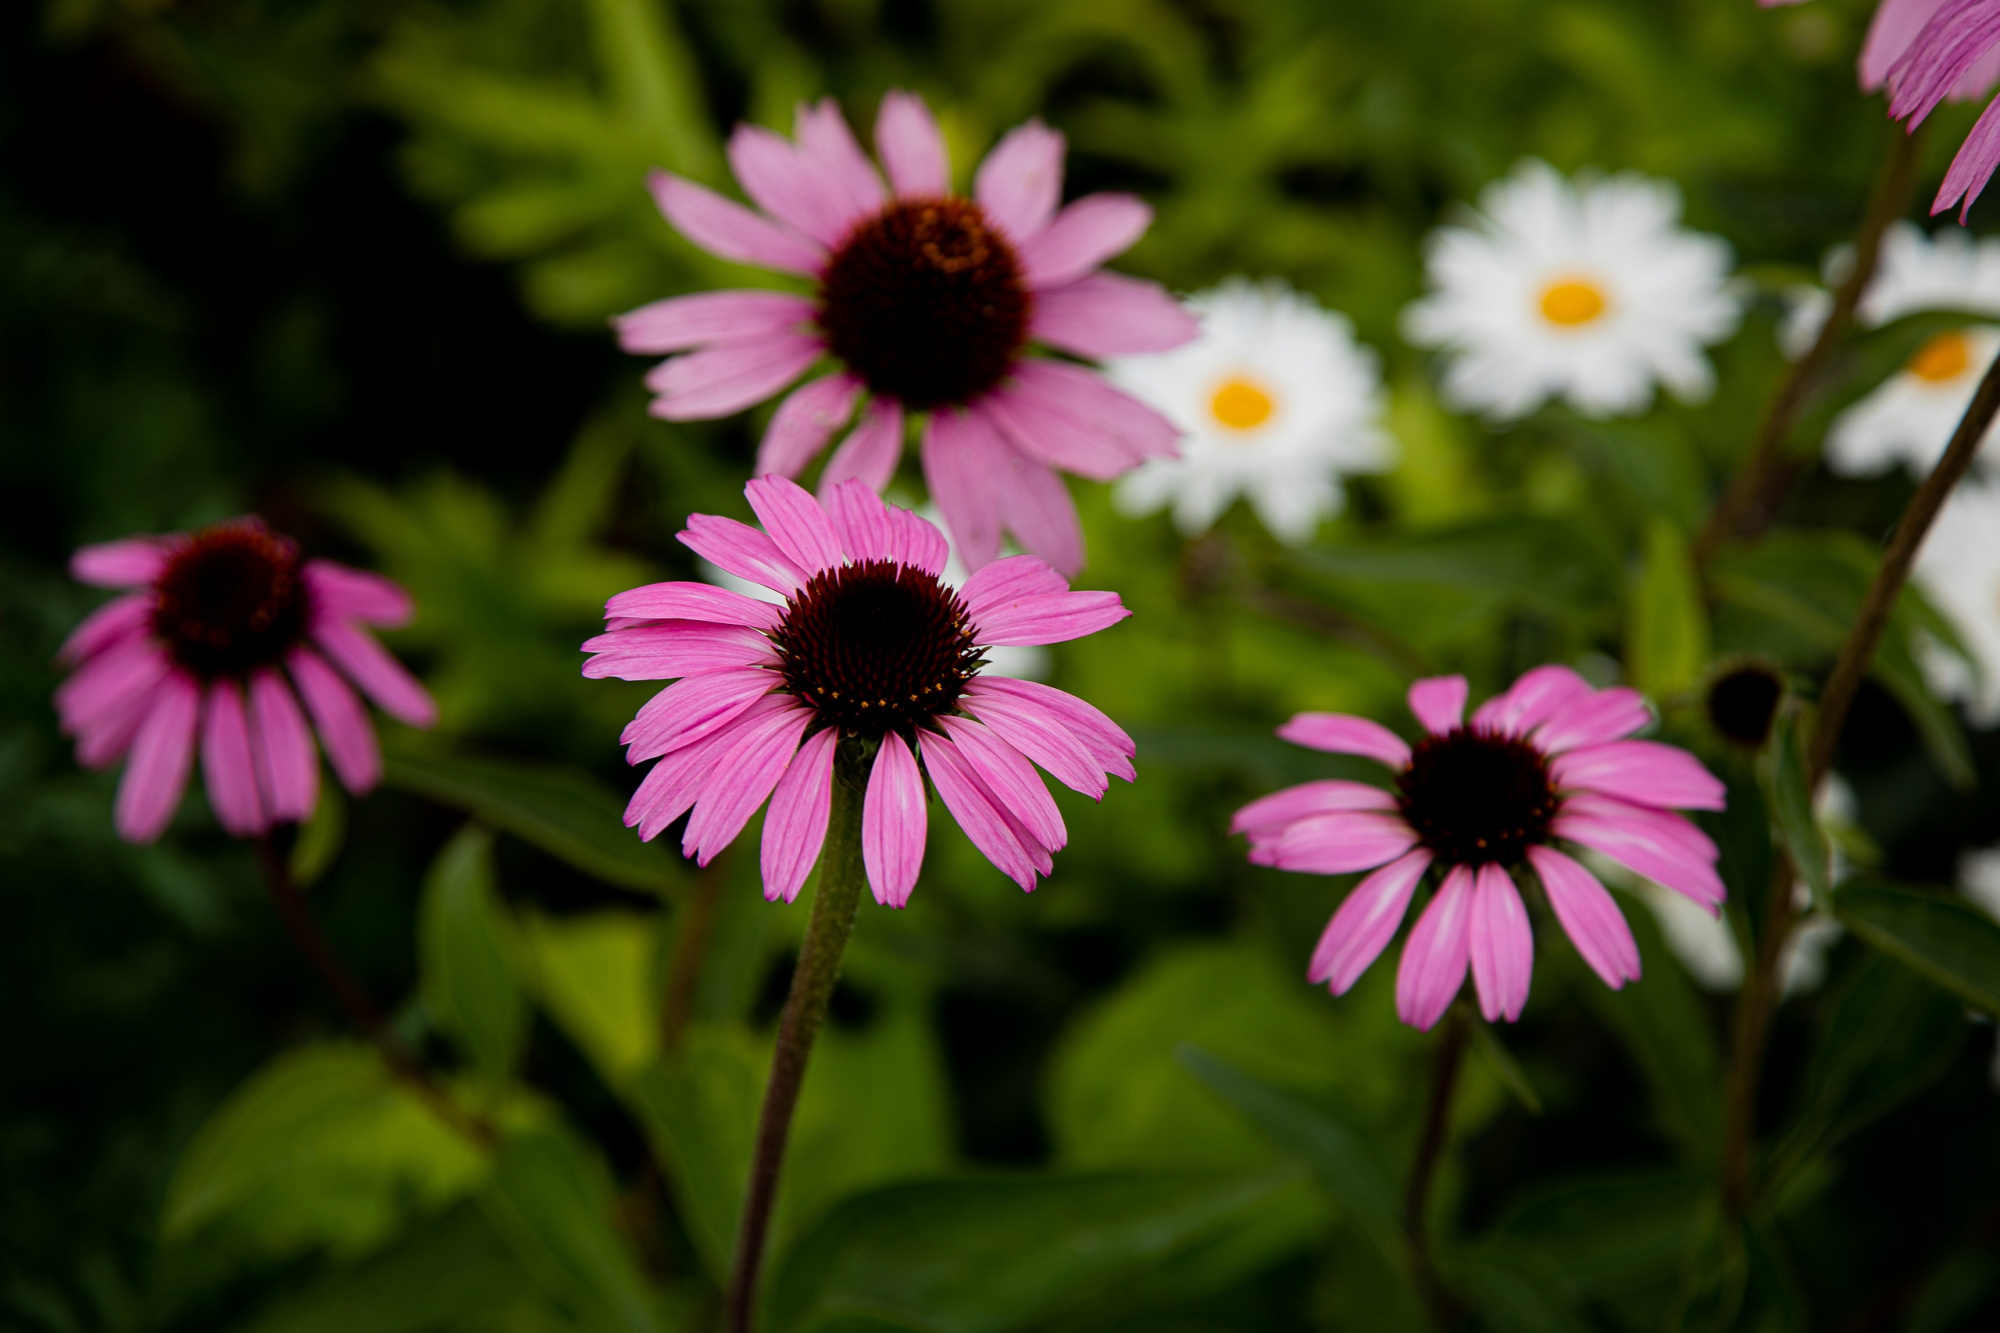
left=421, top=823, right=528, bottom=1080
left=1835, top=880, right=2000, bottom=1014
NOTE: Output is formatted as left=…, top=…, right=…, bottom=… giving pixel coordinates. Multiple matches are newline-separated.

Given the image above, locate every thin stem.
left=1404, top=1004, right=1470, bottom=1329
left=663, top=849, right=728, bottom=1048
left=1694, top=122, right=1923, bottom=564
left=726, top=759, right=867, bottom=1333
left=253, top=838, right=494, bottom=1147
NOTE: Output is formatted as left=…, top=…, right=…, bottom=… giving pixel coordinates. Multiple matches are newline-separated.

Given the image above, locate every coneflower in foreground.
left=584, top=475, right=1135, bottom=906
left=55, top=518, right=436, bottom=843
left=1235, top=668, right=1726, bottom=1030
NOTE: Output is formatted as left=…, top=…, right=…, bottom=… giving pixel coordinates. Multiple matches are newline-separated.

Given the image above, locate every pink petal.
left=616, top=291, right=816, bottom=355
left=678, top=515, right=808, bottom=598
left=582, top=621, right=776, bottom=681
left=114, top=671, right=200, bottom=843
left=958, top=684, right=1109, bottom=799
left=1231, top=779, right=1395, bottom=838
left=920, top=729, right=1049, bottom=891
left=625, top=695, right=791, bottom=841
left=622, top=667, right=777, bottom=762
left=823, top=478, right=901, bottom=564
left=1018, top=194, right=1153, bottom=289
left=727, top=123, right=865, bottom=249
left=1276, top=713, right=1412, bottom=769
left=72, top=536, right=171, bottom=588
left=1396, top=865, right=1475, bottom=1032
left=1004, top=361, right=1180, bottom=462
left=1888, top=0, right=2000, bottom=127
left=887, top=505, right=950, bottom=576
left=973, top=118, right=1064, bottom=240
left=757, top=374, right=863, bottom=479
left=288, top=646, right=382, bottom=794
left=863, top=731, right=928, bottom=907
left=311, top=619, right=437, bottom=728
left=74, top=669, right=163, bottom=770
left=794, top=97, right=886, bottom=221
left=1407, top=676, right=1469, bottom=736
left=972, top=589, right=1129, bottom=647
left=606, top=582, right=785, bottom=631
left=1309, top=849, right=1432, bottom=994
left=1468, top=864, right=1533, bottom=1023
left=683, top=703, right=812, bottom=865
left=248, top=668, right=318, bottom=825
left=1555, top=796, right=1725, bottom=910
left=979, top=379, right=1148, bottom=482
left=1262, top=811, right=1419, bottom=875
left=644, top=333, right=823, bottom=421
left=746, top=474, right=846, bottom=575
left=817, top=398, right=904, bottom=495
left=923, top=409, right=1009, bottom=572
left=1470, top=664, right=1592, bottom=737
left=304, top=561, right=413, bottom=628
left=58, top=591, right=153, bottom=665
left=761, top=726, right=837, bottom=903
left=1527, top=846, right=1640, bottom=990
left=874, top=90, right=949, bottom=198
left=1533, top=686, right=1650, bottom=755
left=1934, top=90, right=2000, bottom=220
left=992, top=443, right=1086, bottom=579
left=960, top=554, right=1067, bottom=620
left=1861, top=0, right=1950, bottom=91
left=647, top=170, right=825, bottom=275
left=1030, top=272, right=1200, bottom=357
left=964, top=676, right=1134, bottom=781
left=937, top=715, right=1064, bottom=853
left=202, top=679, right=267, bottom=837
left=1550, top=740, right=1726, bottom=812
left=56, top=635, right=169, bottom=738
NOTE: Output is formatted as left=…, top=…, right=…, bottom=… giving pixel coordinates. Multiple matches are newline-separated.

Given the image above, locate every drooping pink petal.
left=644, top=333, right=823, bottom=421
left=1003, top=361, right=1181, bottom=462
left=761, top=726, right=837, bottom=903
left=1555, top=795, right=1725, bottom=910
left=1018, top=194, right=1153, bottom=290
left=682, top=702, right=811, bottom=865
left=616, top=291, right=816, bottom=355
left=1527, top=845, right=1641, bottom=990
left=794, top=97, right=886, bottom=221
left=1533, top=686, right=1650, bottom=755
left=958, top=685, right=1108, bottom=799
left=72, top=537, right=171, bottom=588
left=937, top=716, right=1065, bottom=853
left=757, top=374, right=863, bottom=479
left=921, top=729, right=1051, bottom=890
left=1309, top=849, right=1432, bottom=994
left=972, top=589, right=1129, bottom=646
left=979, top=378, right=1148, bottom=482
left=1551, top=740, right=1726, bottom=812
left=874, top=90, right=950, bottom=198
left=818, top=398, right=904, bottom=495
left=1934, top=91, right=2000, bottom=219
left=75, top=670, right=163, bottom=770
left=625, top=695, right=791, bottom=841
left=1469, top=664, right=1592, bottom=737
left=622, top=667, right=778, bottom=761
left=288, top=646, right=382, bottom=793
left=746, top=474, right=847, bottom=574
left=823, top=478, right=901, bottom=564
left=647, top=170, right=825, bottom=275
left=974, top=118, right=1064, bottom=240
left=678, top=515, right=808, bottom=598
left=582, top=622, right=776, bottom=681
left=58, top=591, right=153, bottom=665
left=114, top=671, right=200, bottom=843
left=607, top=581, right=785, bottom=631
left=1468, top=864, right=1532, bottom=1023
left=1396, top=866, right=1475, bottom=1032
left=923, top=409, right=1009, bottom=572
left=1029, top=272, right=1200, bottom=357
left=727, top=123, right=863, bottom=249
left=1888, top=0, right=2000, bottom=127
left=863, top=731, right=928, bottom=907
left=1276, top=713, right=1412, bottom=769
left=1407, top=676, right=1469, bottom=736
left=1261, top=811, right=1419, bottom=875
left=304, top=561, right=414, bottom=628
left=960, top=554, right=1067, bottom=620
left=310, top=619, right=437, bottom=728
left=56, top=634, right=169, bottom=737
left=1231, top=779, right=1395, bottom=839
left=964, top=677, right=1135, bottom=779
left=1862, top=0, right=1949, bottom=91
left=993, top=445, right=1086, bottom=579
left=248, top=668, right=318, bottom=825
left=201, top=679, right=267, bottom=837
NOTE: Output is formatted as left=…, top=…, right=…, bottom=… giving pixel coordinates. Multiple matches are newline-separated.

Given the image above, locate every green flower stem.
left=726, top=757, right=868, bottom=1333
left=1404, top=1002, right=1470, bottom=1329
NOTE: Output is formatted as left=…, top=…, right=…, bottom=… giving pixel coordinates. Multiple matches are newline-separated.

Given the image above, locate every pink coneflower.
left=583, top=475, right=1135, bottom=906
left=619, top=91, right=1199, bottom=577
left=1881, top=0, right=2000, bottom=217
left=1757, top=0, right=2000, bottom=103
left=1233, top=668, right=1727, bottom=1031
left=55, top=518, right=437, bottom=844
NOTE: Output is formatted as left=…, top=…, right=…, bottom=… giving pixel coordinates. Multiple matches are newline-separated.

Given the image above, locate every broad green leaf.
left=628, top=1026, right=766, bottom=1283
left=163, top=1042, right=487, bottom=1259
left=290, top=779, right=346, bottom=888
left=421, top=823, right=528, bottom=1080
left=518, top=910, right=660, bottom=1085
left=1835, top=880, right=2000, bottom=1014
left=1765, top=711, right=1828, bottom=907
left=764, top=1170, right=1303, bottom=1333
left=1626, top=517, right=1709, bottom=699
left=385, top=750, right=685, bottom=897
left=1297, top=516, right=1617, bottom=613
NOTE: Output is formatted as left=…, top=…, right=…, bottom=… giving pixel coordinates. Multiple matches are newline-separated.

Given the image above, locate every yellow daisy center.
left=1209, top=377, right=1276, bottom=431
left=1908, top=330, right=1972, bottom=384
left=1538, top=278, right=1609, bottom=328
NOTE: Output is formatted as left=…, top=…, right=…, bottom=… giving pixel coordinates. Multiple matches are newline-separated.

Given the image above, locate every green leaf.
left=385, top=749, right=686, bottom=897
left=764, top=1170, right=1303, bottom=1333
left=1296, top=516, right=1617, bottom=614
left=1469, top=1020, right=1543, bottom=1116
left=627, top=1027, right=765, bottom=1283
left=1488, top=1168, right=1712, bottom=1300
left=1626, top=517, right=1709, bottom=699
left=1450, top=1239, right=1594, bottom=1333
left=421, top=823, right=528, bottom=1080
left=289, top=779, right=346, bottom=888
left=518, top=910, right=661, bottom=1085
left=1835, top=880, right=2000, bottom=1014
left=1765, top=710, right=1828, bottom=908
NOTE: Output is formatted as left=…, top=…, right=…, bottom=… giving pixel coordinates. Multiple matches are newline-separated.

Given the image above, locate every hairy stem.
left=726, top=763, right=867, bottom=1333
left=1405, top=1004, right=1470, bottom=1328
left=1695, top=123, right=1923, bottom=563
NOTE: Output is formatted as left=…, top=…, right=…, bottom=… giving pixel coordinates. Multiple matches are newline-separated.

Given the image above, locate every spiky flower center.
left=818, top=197, right=1030, bottom=410
left=152, top=521, right=309, bottom=679
left=1707, top=664, right=1783, bottom=748
left=773, top=559, right=982, bottom=739
left=1396, top=727, right=1560, bottom=866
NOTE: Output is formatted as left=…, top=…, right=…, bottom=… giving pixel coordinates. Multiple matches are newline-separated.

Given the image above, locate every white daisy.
left=1400, top=159, right=1741, bottom=421
left=1912, top=475, right=2000, bottom=723
left=1106, top=278, right=1392, bottom=545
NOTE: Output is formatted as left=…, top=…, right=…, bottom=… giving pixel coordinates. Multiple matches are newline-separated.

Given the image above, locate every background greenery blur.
left=9, top=0, right=2000, bottom=1328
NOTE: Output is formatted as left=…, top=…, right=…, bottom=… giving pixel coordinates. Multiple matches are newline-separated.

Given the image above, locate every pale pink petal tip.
left=1277, top=713, right=1412, bottom=769
left=1407, top=675, right=1469, bottom=736
left=1309, top=850, right=1431, bottom=995
left=1468, top=864, right=1532, bottom=1023
left=1396, top=866, right=1475, bottom=1032
left=863, top=731, right=928, bottom=907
